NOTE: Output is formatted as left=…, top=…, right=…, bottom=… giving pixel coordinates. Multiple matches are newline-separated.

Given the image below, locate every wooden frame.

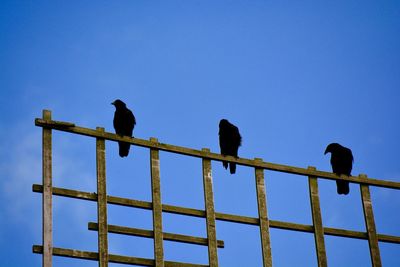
left=360, top=175, right=382, bottom=267
left=150, top=138, right=164, bottom=266
left=308, top=166, right=327, bottom=267
left=42, top=110, right=53, bottom=267
left=96, top=127, right=109, bottom=266
left=254, top=158, right=272, bottom=267
left=34, top=111, right=399, bottom=267
left=202, top=148, right=218, bottom=267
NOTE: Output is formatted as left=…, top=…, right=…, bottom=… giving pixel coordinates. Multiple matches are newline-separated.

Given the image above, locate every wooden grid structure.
left=33, top=110, right=400, bottom=267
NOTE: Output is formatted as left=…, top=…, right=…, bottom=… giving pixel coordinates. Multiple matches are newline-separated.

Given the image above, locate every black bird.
left=112, top=99, right=136, bottom=157
left=324, top=143, right=354, bottom=195
left=219, top=119, right=242, bottom=174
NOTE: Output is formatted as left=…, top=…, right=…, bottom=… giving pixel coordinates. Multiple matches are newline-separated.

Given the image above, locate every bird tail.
left=118, top=141, right=131, bottom=157
left=336, top=180, right=350, bottom=195
left=229, top=163, right=236, bottom=174
left=223, top=161, right=228, bottom=170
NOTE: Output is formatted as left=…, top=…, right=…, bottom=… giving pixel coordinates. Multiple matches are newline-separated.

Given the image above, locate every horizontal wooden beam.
left=32, top=184, right=260, bottom=226
left=323, top=226, right=366, bottom=239
left=270, top=221, right=400, bottom=244
left=32, top=184, right=258, bottom=225
left=376, top=234, right=400, bottom=244
left=269, top=220, right=313, bottom=232
left=33, top=245, right=98, bottom=261
left=33, top=245, right=208, bottom=267
left=88, top=222, right=224, bottom=248
left=33, top=184, right=400, bottom=244
left=35, top=118, right=400, bottom=190
left=216, top=212, right=259, bottom=225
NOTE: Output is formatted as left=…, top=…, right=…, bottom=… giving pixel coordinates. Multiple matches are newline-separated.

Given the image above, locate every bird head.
left=219, top=119, right=229, bottom=127
left=111, top=99, right=126, bottom=109
left=324, top=143, right=341, bottom=154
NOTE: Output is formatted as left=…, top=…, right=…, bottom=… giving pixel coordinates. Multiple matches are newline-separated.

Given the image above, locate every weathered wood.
left=33, top=184, right=400, bottom=244
left=308, top=167, right=327, bottom=267
left=33, top=111, right=400, bottom=267
left=88, top=222, right=225, bottom=248
left=360, top=175, right=382, bottom=267
left=163, top=203, right=205, bottom=218
left=33, top=183, right=259, bottom=224
left=40, top=119, right=75, bottom=128
left=33, top=184, right=98, bottom=201
left=33, top=245, right=98, bottom=261
left=202, top=148, right=218, bottom=267
left=254, top=159, right=272, bottom=267
left=269, top=220, right=313, bottom=232
left=323, top=226, right=367, bottom=239
left=32, top=245, right=208, bottom=267
left=216, top=212, right=259, bottom=225
left=42, top=110, right=52, bottom=267
left=150, top=138, right=164, bottom=267
left=96, top=127, right=108, bottom=267
left=35, top=117, right=400, bottom=190
left=377, top=234, right=400, bottom=244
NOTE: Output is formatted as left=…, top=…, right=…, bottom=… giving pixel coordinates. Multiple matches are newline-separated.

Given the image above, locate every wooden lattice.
left=33, top=110, right=400, bottom=267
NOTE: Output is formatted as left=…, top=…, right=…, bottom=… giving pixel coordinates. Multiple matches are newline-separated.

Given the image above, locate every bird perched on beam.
left=324, top=143, right=353, bottom=195
left=111, top=99, right=136, bottom=157
left=219, top=119, right=242, bottom=174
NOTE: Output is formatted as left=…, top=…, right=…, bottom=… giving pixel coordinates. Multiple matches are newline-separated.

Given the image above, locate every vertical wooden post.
left=42, top=110, right=53, bottom=267
left=254, top=158, right=272, bottom=267
left=360, top=174, right=382, bottom=267
left=308, top=166, right=327, bottom=267
left=150, top=138, right=164, bottom=267
left=96, top=127, right=108, bottom=267
left=202, top=148, right=218, bottom=267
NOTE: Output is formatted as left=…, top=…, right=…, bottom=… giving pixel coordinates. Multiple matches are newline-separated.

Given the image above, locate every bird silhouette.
left=324, top=143, right=353, bottom=195
left=112, top=99, right=136, bottom=157
left=219, top=119, right=242, bottom=174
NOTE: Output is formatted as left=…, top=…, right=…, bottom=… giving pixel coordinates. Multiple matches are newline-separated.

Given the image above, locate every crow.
left=112, top=99, right=136, bottom=157
left=219, top=119, right=242, bottom=174
left=324, top=143, right=353, bottom=195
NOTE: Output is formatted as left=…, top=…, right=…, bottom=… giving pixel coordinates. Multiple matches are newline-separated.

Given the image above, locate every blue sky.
left=1, top=1, right=400, bottom=266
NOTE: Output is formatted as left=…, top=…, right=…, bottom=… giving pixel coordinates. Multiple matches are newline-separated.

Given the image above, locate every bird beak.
left=111, top=101, right=115, bottom=105
left=324, top=149, right=328, bottom=155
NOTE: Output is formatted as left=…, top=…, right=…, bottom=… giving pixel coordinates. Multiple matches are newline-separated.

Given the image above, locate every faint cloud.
left=1, top=130, right=41, bottom=221
left=0, top=126, right=96, bottom=239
